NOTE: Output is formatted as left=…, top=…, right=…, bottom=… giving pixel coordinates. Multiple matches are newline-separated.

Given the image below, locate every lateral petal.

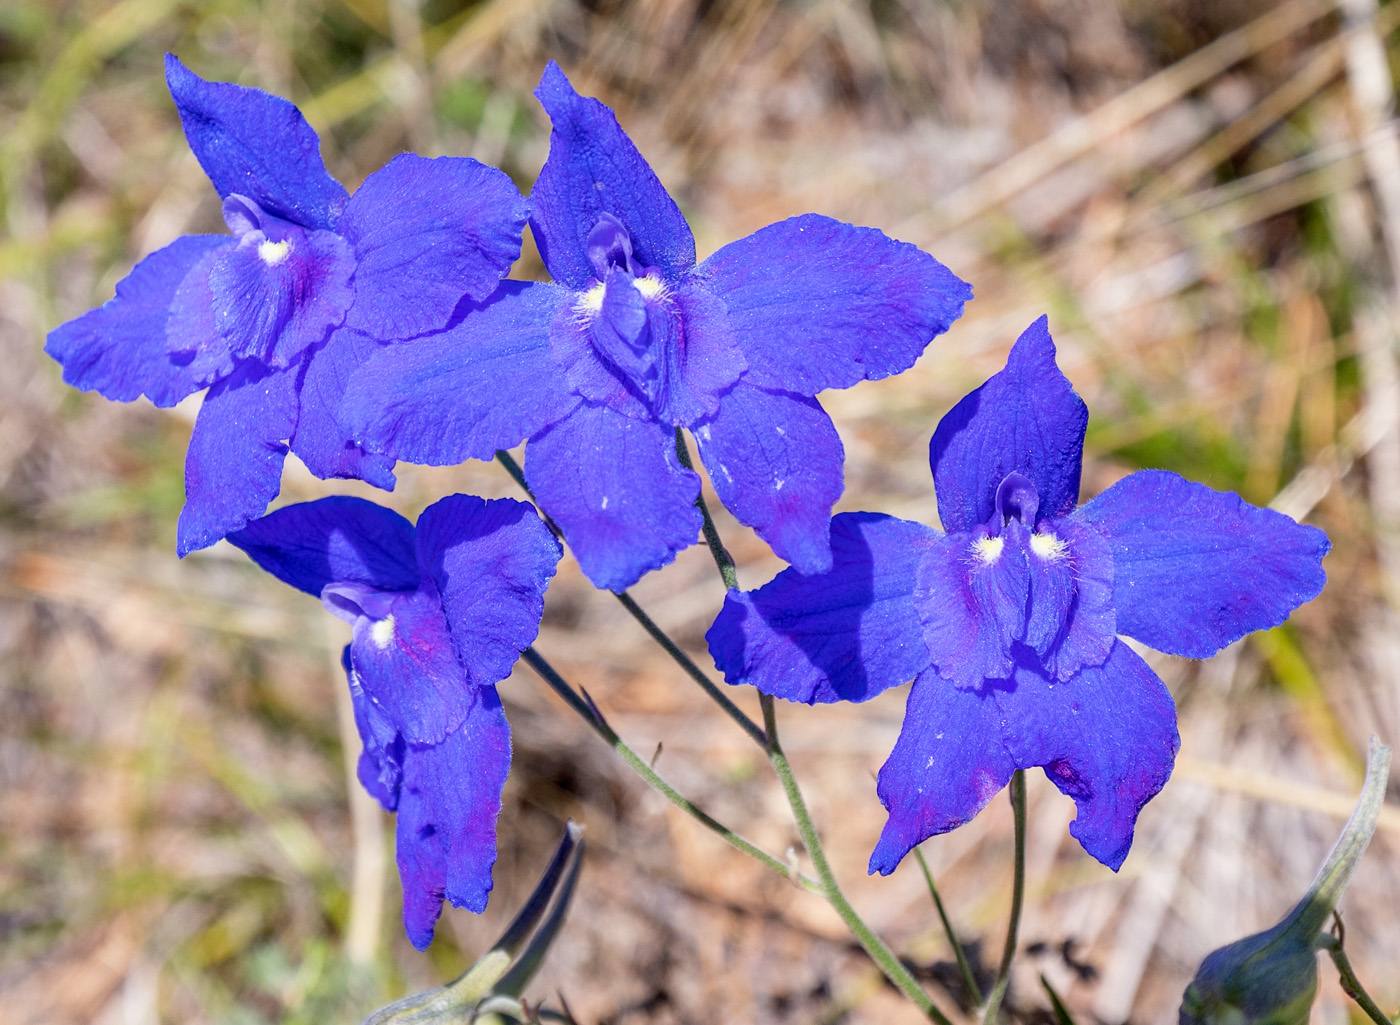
left=694, top=214, right=971, bottom=396
left=930, top=317, right=1087, bottom=533
left=164, top=54, right=348, bottom=230
left=44, top=234, right=226, bottom=407
left=1024, top=517, right=1116, bottom=682
left=341, top=154, right=529, bottom=340
left=530, top=61, right=695, bottom=288
left=1076, top=470, right=1330, bottom=658
left=523, top=401, right=702, bottom=592
left=415, top=494, right=561, bottom=687
left=693, top=380, right=844, bottom=575
left=994, top=641, right=1179, bottom=870
left=869, top=670, right=1016, bottom=875
left=291, top=329, right=397, bottom=489
left=345, top=281, right=580, bottom=465
left=707, top=512, right=937, bottom=704
left=176, top=360, right=300, bottom=555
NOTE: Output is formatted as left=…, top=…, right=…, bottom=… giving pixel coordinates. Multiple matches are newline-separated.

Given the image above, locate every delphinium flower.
left=344, top=61, right=973, bottom=592
left=46, top=56, right=529, bottom=555
left=708, top=317, right=1330, bottom=873
left=227, top=494, right=561, bottom=948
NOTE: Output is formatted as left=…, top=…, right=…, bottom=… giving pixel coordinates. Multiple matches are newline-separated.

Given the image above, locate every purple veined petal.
left=164, top=54, right=349, bottom=230
left=530, top=61, right=695, bottom=289
left=345, top=586, right=473, bottom=746
left=693, top=380, right=844, bottom=575
left=523, top=401, right=702, bottom=592
left=548, top=274, right=654, bottom=422
left=291, top=329, right=397, bottom=489
left=930, top=316, right=1087, bottom=533
left=342, top=647, right=405, bottom=811
left=44, top=234, right=228, bottom=407
left=1075, top=469, right=1331, bottom=658
left=207, top=226, right=356, bottom=369
left=914, top=522, right=1030, bottom=689
left=176, top=359, right=300, bottom=556
left=394, top=685, right=511, bottom=950
left=869, top=669, right=1016, bottom=875
left=166, top=242, right=236, bottom=385
left=1023, top=516, right=1116, bottom=682
left=226, top=495, right=419, bottom=596
left=415, top=494, right=561, bottom=687
left=707, top=512, right=937, bottom=704
left=345, top=281, right=581, bottom=465
left=693, top=214, right=972, bottom=396
left=994, top=641, right=1179, bottom=870
left=664, top=276, right=746, bottom=426
left=340, top=153, right=529, bottom=340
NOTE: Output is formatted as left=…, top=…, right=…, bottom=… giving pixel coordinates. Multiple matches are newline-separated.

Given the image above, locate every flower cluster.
left=47, top=56, right=1332, bottom=953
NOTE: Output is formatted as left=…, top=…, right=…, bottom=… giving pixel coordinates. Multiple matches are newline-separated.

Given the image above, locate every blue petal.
left=164, top=54, right=348, bottom=230
left=44, top=234, right=226, bottom=407
left=995, top=642, right=1179, bottom=870
left=291, top=329, right=397, bottom=489
left=343, top=647, right=405, bottom=811
left=530, top=61, right=695, bottom=289
left=915, top=524, right=1030, bottom=689
left=166, top=242, right=235, bottom=385
left=693, top=381, right=844, bottom=574
left=394, top=685, right=511, bottom=949
left=1023, top=517, right=1116, bottom=682
left=693, top=214, right=971, bottom=396
left=345, top=281, right=580, bottom=465
left=207, top=227, right=355, bottom=368
left=340, top=154, right=529, bottom=340
left=707, top=512, right=936, bottom=704
left=343, top=586, right=471, bottom=746
left=1075, top=470, right=1331, bottom=658
left=415, top=494, right=561, bottom=686
left=869, top=670, right=1016, bottom=875
left=930, top=317, right=1087, bottom=533
left=226, top=495, right=419, bottom=596
left=176, top=360, right=300, bottom=555
left=523, top=401, right=701, bottom=592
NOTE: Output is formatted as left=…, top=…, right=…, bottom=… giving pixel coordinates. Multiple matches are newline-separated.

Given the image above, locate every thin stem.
left=1324, top=915, right=1395, bottom=1025
left=761, top=695, right=954, bottom=1025
left=915, top=846, right=982, bottom=1005
left=981, top=770, right=1027, bottom=1025
left=520, top=647, right=822, bottom=895
left=672, top=428, right=739, bottom=590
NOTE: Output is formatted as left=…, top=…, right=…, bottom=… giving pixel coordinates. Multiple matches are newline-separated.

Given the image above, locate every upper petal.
left=707, top=512, right=937, bottom=704
left=164, top=54, right=348, bottom=230
left=340, top=154, right=529, bottom=340
left=415, top=494, right=562, bottom=687
left=523, top=401, right=702, bottom=592
left=869, top=670, right=1016, bottom=875
left=291, top=328, right=397, bottom=489
left=176, top=360, right=300, bottom=555
left=226, top=495, right=419, bottom=597
left=344, top=281, right=580, bottom=465
left=1023, top=517, right=1116, bottom=682
left=529, top=61, right=695, bottom=289
left=1075, top=469, right=1331, bottom=658
left=994, top=641, right=1179, bottom=870
left=44, top=234, right=226, bottom=407
left=694, top=214, right=971, bottom=396
left=930, top=317, right=1087, bottom=533
left=693, top=381, right=845, bottom=575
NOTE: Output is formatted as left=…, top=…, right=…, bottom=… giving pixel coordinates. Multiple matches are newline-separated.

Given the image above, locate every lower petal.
left=694, top=380, right=843, bottom=575
left=995, top=641, right=1179, bottom=870
left=524, top=401, right=701, bottom=592
left=176, top=360, right=300, bottom=555
left=291, top=329, right=396, bottom=489
left=395, top=685, right=512, bottom=950
left=869, top=670, right=1016, bottom=875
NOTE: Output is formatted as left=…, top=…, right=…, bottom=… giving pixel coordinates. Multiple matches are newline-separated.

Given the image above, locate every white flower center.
left=370, top=615, right=396, bottom=650
left=258, top=239, right=290, bottom=266
left=971, top=535, right=1004, bottom=565
left=1029, top=531, right=1069, bottom=561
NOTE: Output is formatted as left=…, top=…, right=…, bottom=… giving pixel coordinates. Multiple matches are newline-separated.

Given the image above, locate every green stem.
left=1324, top=917, right=1395, bottom=1025
left=915, top=846, right=983, bottom=1005
left=981, top=770, right=1027, bottom=1025
left=672, top=429, right=739, bottom=590
left=761, top=696, right=954, bottom=1025
left=520, top=647, right=821, bottom=895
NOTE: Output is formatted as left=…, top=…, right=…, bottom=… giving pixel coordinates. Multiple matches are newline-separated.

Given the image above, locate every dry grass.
left=2, top=0, right=1399, bottom=1022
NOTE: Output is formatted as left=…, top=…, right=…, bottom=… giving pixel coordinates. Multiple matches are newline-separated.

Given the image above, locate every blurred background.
left=3, top=0, right=1400, bottom=1021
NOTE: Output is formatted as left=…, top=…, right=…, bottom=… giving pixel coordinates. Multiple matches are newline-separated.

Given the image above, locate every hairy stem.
left=981, top=770, right=1027, bottom=1025
left=1324, top=928, right=1395, bottom=1025
left=916, top=846, right=983, bottom=1005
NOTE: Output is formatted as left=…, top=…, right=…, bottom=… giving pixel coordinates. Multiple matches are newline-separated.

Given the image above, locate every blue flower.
left=228, top=494, right=561, bottom=949
left=343, top=61, right=972, bottom=592
left=708, top=317, right=1330, bottom=874
left=46, top=56, right=529, bottom=556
